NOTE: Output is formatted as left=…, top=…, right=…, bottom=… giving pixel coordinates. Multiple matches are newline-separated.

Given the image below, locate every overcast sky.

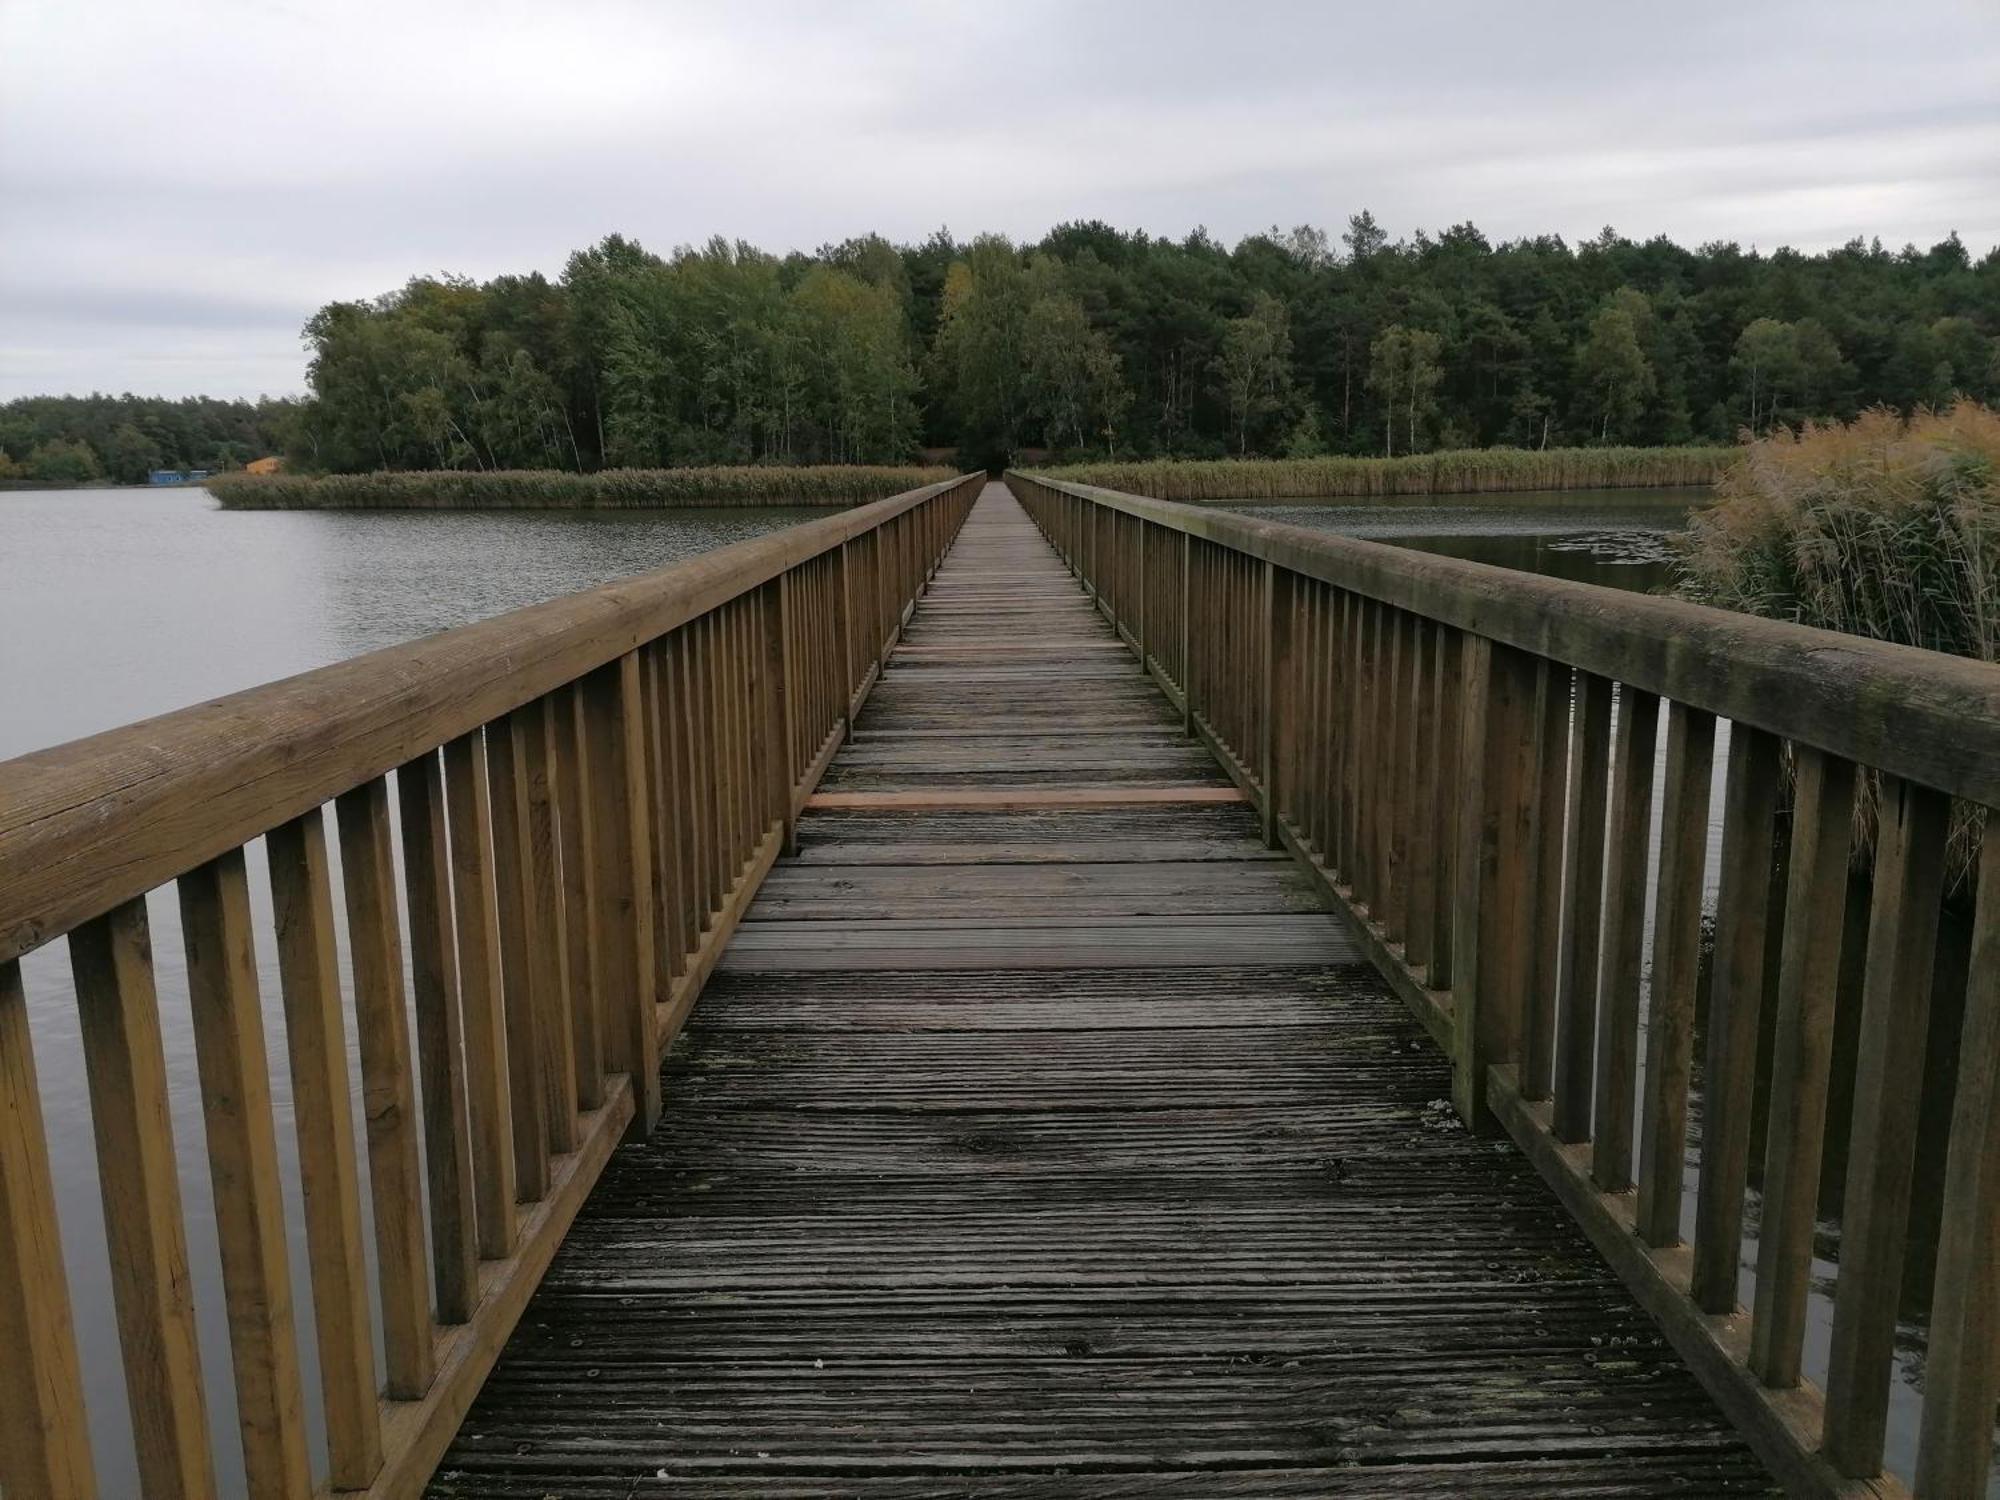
left=3, top=0, right=1996, bottom=401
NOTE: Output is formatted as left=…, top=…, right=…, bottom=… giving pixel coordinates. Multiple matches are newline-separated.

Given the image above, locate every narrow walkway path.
left=431, top=485, right=1774, bottom=1496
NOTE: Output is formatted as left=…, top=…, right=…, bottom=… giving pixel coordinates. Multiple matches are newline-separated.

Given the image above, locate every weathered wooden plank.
left=1823, top=776, right=1951, bottom=1477
left=178, top=849, right=313, bottom=1498
left=70, top=899, right=217, bottom=1500
left=266, top=810, right=383, bottom=1487
left=0, top=959, right=96, bottom=1500
left=338, top=778, right=437, bottom=1395
left=1748, top=748, right=1856, bottom=1385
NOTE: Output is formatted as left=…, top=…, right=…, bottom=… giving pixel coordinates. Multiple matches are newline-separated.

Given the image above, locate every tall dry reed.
left=207, top=465, right=956, bottom=510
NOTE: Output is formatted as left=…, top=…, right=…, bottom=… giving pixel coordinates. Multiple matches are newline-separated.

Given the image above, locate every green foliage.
left=24, top=438, right=103, bottom=484
left=205, top=465, right=954, bottom=510
left=13, top=220, right=1999, bottom=480
left=1039, top=446, right=1734, bottom=500
left=0, top=393, right=295, bottom=484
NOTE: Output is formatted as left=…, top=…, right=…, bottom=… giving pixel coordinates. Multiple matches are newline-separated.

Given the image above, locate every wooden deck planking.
left=429, top=484, right=1774, bottom=1497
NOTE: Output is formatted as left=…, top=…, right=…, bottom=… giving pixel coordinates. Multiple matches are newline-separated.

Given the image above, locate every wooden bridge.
left=1, top=475, right=1996, bottom=1499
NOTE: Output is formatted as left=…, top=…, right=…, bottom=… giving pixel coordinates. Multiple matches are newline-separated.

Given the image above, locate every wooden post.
left=1551, top=671, right=1611, bottom=1143
left=1590, top=686, right=1658, bottom=1192
left=1449, top=638, right=1539, bottom=1129
left=267, top=810, right=384, bottom=1488
left=1917, top=815, right=2000, bottom=1496
left=487, top=713, right=551, bottom=1203
left=582, top=652, right=661, bottom=1135
left=1260, top=562, right=1285, bottom=847
left=1521, top=659, right=1569, bottom=1100
left=1179, top=533, right=1193, bottom=737
left=0, top=959, right=97, bottom=1500
left=179, top=848, right=312, bottom=1498
left=1824, top=775, right=1951, bottom=1476
left=71, top=899, right=218, bottom=1500
left=770, top=576, right=798, bottom=854
left=1633, top=703, right=1715, bottom=1247
left=441, top=729, right=520, bottom=1258
left=1749, top=747, right=1856, bottom=1382
left=1690, top=725, right=1783, bottom=1314
left=553, top=684, right=604, bottom=1111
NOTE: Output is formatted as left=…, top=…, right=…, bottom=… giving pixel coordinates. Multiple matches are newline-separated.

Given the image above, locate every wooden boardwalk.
left=429, top=486, right=1775, bottom=1496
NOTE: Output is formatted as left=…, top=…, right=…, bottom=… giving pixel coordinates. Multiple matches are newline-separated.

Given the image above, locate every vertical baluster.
left=395, top=753, right=479, bottom=1319
left=1448, top=639, right=1540, bottom=1125
left=1426, top=627, right=1462, bottom=991
left=1634, top=704, right=1716, bottom=1246
left=1552, top=671, right=1612, bottom=1143
left=178, top=850, right=311, bottom=1497
left=644, top=648, right=676, bottom=997
left=70, top=899, right=217, bottom=1500
left=1916, top=813, right=2000, bottom=1496
left=1522, top=659, right=1570, bottom=1100
left=487, top=713, right=550, bottom=1203
left=1260, top=564, right=1285, bottom=845
left=583, top=653, right=661, bottom=1134
left=0, top=958, right=97, bottom=1500
left=1404, top=618, right=1436, bottom=968
left=335, top=779, right=435, bottom=1395
left=1339, top=592, right=1363, bottom=883
left=1690, top=725, right=1784, bottom=1313
left=650, top=642, right=690, bottom=986
left=1748, top=747, right=1857, bottom=1381
left=520, top=704, right=576, bottom=1160
left=1385, top=611, right=1417, bottom=941
left=1590, top=687, right=1658, bottom=1191
left=267, top=812, right=381, bottom=1484
left=1824, top=775, right=1952, bottom=1476
left=553, top=685, right=604, bottom=1110
left=440, top=732, right=517, bottom=1255
left=766, top=578, right=793, bottom=845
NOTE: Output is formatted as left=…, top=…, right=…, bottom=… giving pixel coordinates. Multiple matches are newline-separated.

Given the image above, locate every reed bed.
left=207, top=465, right=957, bottom=510
left=1677, top=403, right=1999, bottom=891
left=1038, top=446, right=1735, bottom=501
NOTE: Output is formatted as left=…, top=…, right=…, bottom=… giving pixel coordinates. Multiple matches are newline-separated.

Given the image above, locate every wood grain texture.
left=0, top=959, right=96, bottom=1500
left=430, top=485, right=1771, bottom=1498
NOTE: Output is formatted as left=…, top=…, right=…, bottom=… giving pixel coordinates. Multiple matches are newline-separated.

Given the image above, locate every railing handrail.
left=1016, top=472, right=2000, bottom=809
left=0, top=474, right=979, bottom=965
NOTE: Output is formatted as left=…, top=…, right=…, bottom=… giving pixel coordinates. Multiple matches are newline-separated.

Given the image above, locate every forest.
left=6, top=217, right=1997, bottom=480
left=0, top=393, right=298, bottom=484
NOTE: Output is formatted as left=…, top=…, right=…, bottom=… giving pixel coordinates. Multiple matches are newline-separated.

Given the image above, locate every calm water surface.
left=1, top=487, right=830, bottom=1495
left=1222, top=485, right=1705, bottom=594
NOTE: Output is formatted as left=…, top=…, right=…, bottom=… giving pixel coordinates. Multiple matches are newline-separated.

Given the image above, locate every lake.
left=1220, top=484, right=1707, bottom=595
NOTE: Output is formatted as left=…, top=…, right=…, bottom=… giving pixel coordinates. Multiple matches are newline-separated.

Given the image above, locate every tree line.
left=0, top=393, right=299, bottom=484
left=9, top=218, right=1997, bottom=480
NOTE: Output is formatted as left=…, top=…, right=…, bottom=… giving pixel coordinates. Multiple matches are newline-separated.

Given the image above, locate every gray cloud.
left=2, top=0, right=1995, bottom=399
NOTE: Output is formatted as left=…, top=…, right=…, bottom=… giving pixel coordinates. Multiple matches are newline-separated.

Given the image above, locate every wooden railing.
left=0, top=473, right=979, bottom=1500
left=1007, top=470, right=2000, bottom=1500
